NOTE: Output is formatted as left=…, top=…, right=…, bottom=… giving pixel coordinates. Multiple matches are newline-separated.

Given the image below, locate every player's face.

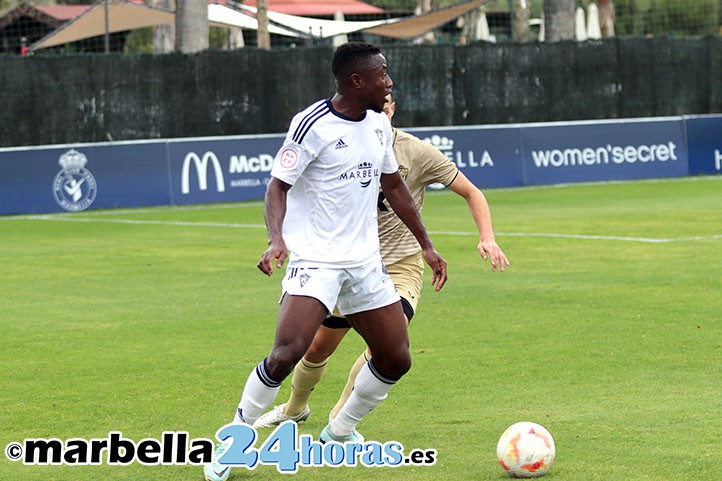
left=361, top=54, right=393, bottom=113
left=383, top=95, right=396, bottom=121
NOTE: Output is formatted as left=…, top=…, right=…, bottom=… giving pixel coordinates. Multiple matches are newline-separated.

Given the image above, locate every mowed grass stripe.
left=8, top=213, right=722, bottom=243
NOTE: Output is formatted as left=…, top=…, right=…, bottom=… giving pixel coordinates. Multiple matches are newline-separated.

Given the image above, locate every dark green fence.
left=2, top=36, right=720, bottom=148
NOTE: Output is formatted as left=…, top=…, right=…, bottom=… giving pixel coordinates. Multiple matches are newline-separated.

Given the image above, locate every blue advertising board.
left=519, top=118, right=689, bottom=185
left=82, top=142, right=170, bottom=210
left=0, top=142, right=168, bottom=215
left=684, top=115, right=722, bottom=175
left=1, top=114, right=717, bottom=216
left=167, top=134, right=284, bottom=206
left=407, top=125, right=524, bottom=189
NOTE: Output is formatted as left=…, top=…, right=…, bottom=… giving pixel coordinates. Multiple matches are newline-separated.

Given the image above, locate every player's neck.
left=330, top=94, right=366, bottom=121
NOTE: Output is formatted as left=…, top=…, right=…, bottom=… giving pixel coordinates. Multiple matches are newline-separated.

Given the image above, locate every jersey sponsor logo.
left=279, top=148, right=299, bottom=169
left=52, top=149, right=97, bottom=212
left=181, top=151, right=226, bottom=194
left=335, top=139, right=348, bottom=149
left=338, top=161, right=378, bottom=188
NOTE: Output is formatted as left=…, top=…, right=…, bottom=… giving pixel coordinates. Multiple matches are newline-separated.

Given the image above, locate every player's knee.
left=393, top=351, right=412, bottom=378
left=374, top=348, right=411, bottom=380
left=305, top=341, right=335, bottom=363
left=266, top=346, right=303, bottom=380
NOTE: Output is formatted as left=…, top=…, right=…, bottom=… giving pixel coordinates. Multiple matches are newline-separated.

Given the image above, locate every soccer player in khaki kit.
left=204, top=43, right=447, bottom=481
left=254, top=95, right=509, bottom=432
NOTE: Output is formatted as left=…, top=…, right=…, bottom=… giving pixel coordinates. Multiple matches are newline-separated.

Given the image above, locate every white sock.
left=329, top=360, right=396, bottom=436
left=234, top=359, right=282, bottom=425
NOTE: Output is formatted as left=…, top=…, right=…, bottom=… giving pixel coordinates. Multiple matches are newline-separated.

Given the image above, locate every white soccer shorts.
left=281, top=258, right=400, bottom=316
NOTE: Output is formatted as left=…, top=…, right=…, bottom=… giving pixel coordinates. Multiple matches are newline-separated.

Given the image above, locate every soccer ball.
left=496, top=421, right=555, bottom=478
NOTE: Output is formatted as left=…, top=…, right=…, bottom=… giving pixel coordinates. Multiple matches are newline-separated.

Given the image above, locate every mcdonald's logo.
left=181, top=151, right=226, bottom=194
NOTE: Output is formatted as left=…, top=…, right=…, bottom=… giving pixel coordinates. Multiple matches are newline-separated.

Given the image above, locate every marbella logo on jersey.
left=339, top=161, right=378, bottom=188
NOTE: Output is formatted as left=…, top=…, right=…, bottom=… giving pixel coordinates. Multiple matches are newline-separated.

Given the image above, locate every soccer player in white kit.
left=253, top=95, right=510, bottom=434
left=204, top=42, right=447, bottom=481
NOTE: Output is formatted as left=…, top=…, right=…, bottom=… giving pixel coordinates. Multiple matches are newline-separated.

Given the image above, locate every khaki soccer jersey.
left=378, top=129, right=459, bottom=265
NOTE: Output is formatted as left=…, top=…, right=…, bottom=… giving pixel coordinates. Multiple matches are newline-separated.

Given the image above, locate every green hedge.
left=1, top=36, right=720, bottom=147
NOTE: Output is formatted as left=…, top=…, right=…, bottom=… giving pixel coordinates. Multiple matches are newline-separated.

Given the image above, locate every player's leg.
left=328, top=302, right=414, bottom=421
left=233, top=263, right=349, bottom=425
left=315, top=258, right=406, bottom=442
left=285, top=324, right=350, bottom=414
left=254, top=322, right=351, bottom=428
left=235, top=293, right=328, bottom=425
left=305, top=318, right=352, bottom=362
left=205, top=293, right=329, bottom=481
left=328, top=253, right=423, bottom=421
left=206, top=265, right=344, bottom=481
left=323, top=301, right=410, bottom=440
left=328, top=347, right=371, bottom=421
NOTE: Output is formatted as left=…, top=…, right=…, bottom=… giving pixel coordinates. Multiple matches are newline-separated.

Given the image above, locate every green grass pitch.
left=1, top=176, right=720, bottom=480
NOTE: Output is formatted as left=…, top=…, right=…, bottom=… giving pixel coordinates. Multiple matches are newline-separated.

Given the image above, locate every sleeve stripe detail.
left=292, top=102, right=330, bottom=145
left=445, top=170, right=460, bottom=187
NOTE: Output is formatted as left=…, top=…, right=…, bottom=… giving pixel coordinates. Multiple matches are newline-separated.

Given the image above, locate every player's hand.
left=478, top=239, right=510, bottom=272
left=257, top=240, right=288, bottom=276
left=422, top=248, right=447, bottom=291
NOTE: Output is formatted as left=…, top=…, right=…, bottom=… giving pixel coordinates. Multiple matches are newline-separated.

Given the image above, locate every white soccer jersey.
left=271, top=99, right=398, bottom=268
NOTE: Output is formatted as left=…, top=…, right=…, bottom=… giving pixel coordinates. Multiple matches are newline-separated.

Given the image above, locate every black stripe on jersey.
left=292, top=101, right=330, bottom=145
left=444, top=169, right=460, bottom=188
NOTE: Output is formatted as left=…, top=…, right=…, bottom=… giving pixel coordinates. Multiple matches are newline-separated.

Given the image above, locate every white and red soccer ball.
left=497, top=421, right=555, bottom=478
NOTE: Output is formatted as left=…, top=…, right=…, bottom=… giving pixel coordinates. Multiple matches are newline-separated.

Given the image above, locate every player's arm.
left=257, top=177, right=291, bottom=276
left=380, top=171, right=447, bottom=291
left=447, top=171, right=510, bottom=272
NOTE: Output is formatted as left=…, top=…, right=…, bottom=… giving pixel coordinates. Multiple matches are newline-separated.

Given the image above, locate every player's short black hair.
left=331, top=42, right=382, bottom=79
